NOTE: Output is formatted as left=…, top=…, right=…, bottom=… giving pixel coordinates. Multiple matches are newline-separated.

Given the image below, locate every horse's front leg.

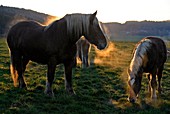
left=44, top=57, right=56, bottom=97
left=64, top=60, right=75, bottom=95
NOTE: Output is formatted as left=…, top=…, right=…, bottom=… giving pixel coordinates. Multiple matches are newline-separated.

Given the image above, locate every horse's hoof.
left=69, top=91, right=76, bottom=96
left=67, top=89, right=76, bottom=96
left=44, top=90, right=54, bottom=97
left=158, top=88, right=162, bottom=94
left=19, top=83, right=27, bottom=89
left=151, top=96, right=157, bottom=100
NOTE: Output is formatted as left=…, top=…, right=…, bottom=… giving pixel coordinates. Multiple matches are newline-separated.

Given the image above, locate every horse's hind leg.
left=85, top=55, right=89, bottom=67
left=147, top=73, right=151, bottom=94
left=157, top=67, right=163, bottom=94
left=150, top=72, right=157, bottom=99
left=82, top=55, right=89, bottom=68
left=21, top=57, right=29, bottom=86
left=82, top=50, right=89, bottom=68
left=82, top=56, right=86, bottom=68
left=22, top=57, right=29, bottom=73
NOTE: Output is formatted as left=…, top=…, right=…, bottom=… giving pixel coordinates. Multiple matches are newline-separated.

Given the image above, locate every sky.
left=1, top=0, right=170, bottom=23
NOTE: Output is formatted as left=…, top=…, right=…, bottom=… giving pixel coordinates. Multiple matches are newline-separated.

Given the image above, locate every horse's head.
left=84, top=11, right=107, bottom=50
left=127, top=68, right=142, bottom=103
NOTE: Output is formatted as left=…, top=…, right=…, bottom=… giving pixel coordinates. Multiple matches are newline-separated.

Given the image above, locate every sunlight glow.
left=1, top=0, right=170, bottom=23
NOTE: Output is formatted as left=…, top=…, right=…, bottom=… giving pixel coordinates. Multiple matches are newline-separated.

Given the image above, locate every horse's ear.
left=93, top=10, right=97, bottom=16
left=90, top=11, right=97, bottom=24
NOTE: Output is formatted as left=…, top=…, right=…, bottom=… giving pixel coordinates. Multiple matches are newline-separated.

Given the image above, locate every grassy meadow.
left=0, top=38, right=170, bottom=114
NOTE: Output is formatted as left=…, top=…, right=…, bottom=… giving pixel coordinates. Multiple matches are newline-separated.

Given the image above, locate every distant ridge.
left=103, top=20, right=170, bottom=41
left=0, top=5, right=58, bottom=37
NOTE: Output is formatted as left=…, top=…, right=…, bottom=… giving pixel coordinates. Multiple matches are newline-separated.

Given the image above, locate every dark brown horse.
left=127, top=37, right=167, bottom=103
left=7, top=11, right=107, bottom=96
left=76, top=36, right=91, bottom=68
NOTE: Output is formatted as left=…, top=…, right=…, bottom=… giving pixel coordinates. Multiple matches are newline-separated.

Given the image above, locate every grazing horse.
left=127, top=37, right=167, bottom=103
left=7, top=11, right=107, bottom=96
left=76, top=36, right=91, bottom=68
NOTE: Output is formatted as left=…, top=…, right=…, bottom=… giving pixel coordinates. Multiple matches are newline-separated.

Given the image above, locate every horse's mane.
left=44, top=13, right=99, bottom=38
left=129, top=39, right=152, bottom=77
left=65, top=13, right=91, bottom=37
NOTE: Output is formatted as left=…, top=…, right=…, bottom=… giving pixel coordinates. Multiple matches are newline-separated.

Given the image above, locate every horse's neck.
left=45, top=18, right=86, bottom=45
left=46, top=20, right=82, bottom=46
left=70, top=34, right=83, bottom=45
left=66, top=24, right=84, bottom=44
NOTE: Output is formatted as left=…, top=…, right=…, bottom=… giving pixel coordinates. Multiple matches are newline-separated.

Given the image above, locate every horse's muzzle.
left=127, top=97, right=136, bottom=103
left=97, top=43, right=107, bottom=50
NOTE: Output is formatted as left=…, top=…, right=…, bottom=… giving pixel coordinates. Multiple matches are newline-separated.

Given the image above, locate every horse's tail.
left=7, top=28, right=19, bottom=87
left=7, top=24, right=20, bottom=87
left=9, top=51, right=18, bottom=87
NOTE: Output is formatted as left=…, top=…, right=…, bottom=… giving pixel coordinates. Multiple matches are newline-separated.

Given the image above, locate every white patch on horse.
left=130, top=78, right=135, bottom=86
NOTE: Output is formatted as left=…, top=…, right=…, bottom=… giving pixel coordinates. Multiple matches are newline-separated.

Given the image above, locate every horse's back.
left=82, top=39, right=90, bottom=51
left=143, top=36, right=167, bottom=57
left=8, top=21, right=43, bottom=35
left=140, top=36, right=167, bottom=70
left=12, top=21, right=43, bottom=28
left=145, top=36, right=166, bottom=47
left=7, top=21, right=44, bottom=49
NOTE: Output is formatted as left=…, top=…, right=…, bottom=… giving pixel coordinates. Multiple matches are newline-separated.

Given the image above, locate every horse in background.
left=127, top=36, right=167, bottom=103
left=7, top=11, right=107, bottom=96
left=76, top=36, right=91, bottom=68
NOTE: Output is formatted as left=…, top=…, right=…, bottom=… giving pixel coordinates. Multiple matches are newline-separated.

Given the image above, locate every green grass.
left=0, top=38, right=170, bottom=114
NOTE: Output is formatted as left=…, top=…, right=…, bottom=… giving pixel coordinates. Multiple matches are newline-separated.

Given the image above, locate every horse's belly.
left=31, top=57, right=48, bottom=64
left=25, top=54, right=49, bottom=64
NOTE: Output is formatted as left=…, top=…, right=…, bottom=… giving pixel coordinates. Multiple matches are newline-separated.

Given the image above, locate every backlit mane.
left=65, top=14, right=96, bottom=37
left=44, top=13, right=99, bottom=38
left=129, top=39, right=152, bottom=77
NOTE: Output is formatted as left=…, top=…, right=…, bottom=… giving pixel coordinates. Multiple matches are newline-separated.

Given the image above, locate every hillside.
left=103, top=21, right=170, bottom=41
left=0, top=5, right=57, bottom=37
